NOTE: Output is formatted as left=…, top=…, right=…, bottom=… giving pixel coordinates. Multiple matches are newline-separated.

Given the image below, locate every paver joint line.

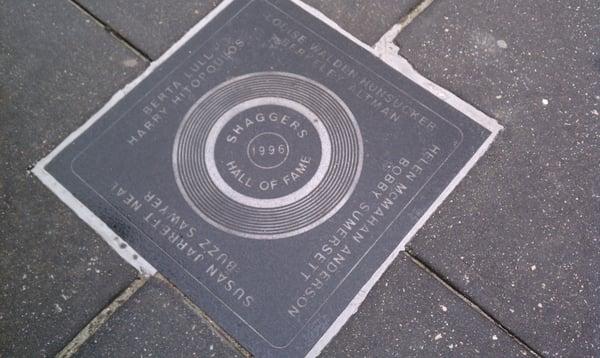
left=374, top=0, right=434, bottom=56
left=155, top=274, right=252, bottom=357
left=406, top=251, right=543, bottom=357
left=56, top=277, right=148, bottom=358
left=68, top=0, right=152, bottom=62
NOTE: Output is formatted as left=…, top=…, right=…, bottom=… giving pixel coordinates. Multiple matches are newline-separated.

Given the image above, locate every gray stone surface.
left=323, top=253, right=531, bottom=357
left=0, top=0, right=146, bottom=355
left=74, top=0, right=419, bottom=60
left=395, top=1, right=600, bottom=356
left=74, top=276, right=242, bottom=358
left=74, top=0, right=222, bottom=59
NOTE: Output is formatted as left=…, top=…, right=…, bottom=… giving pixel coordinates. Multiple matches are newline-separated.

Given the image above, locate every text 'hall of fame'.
left=42, top=1, right=495, bottom=356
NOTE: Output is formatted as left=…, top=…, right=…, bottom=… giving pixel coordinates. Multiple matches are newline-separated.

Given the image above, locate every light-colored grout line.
left=154, top=274, right=252, bottom=357
left=374, top=0, right=435, bottom=57
left=56, top=277, right=148, bottom=358
left=405, top=252, right=543, bottom=357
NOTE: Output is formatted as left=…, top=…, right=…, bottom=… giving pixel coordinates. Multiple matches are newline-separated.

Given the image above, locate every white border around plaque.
left=33, top=0, right=502, bottom=356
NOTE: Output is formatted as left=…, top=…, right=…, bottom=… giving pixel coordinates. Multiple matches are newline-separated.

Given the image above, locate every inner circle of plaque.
left=247, top=132, right=289, bottom=170
left=173, top=72, right=363, bottom=240
left=206, top=98, right=330, bottom=205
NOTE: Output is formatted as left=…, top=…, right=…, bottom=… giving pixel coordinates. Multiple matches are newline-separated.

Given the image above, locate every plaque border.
left=63, top=0, right=464, bottom=346
left=33, top=0, right=502, bottom=356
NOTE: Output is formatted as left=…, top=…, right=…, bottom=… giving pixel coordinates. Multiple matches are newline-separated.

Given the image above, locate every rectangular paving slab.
left=395, top=0, right=600, bottom=356
left=75, top=0, right=420, bottom=59
left=35, top=0, right=500, bottom=356
left=0, top=0, right=147, bottom=355
left=322, top=253, right=532, bottom=357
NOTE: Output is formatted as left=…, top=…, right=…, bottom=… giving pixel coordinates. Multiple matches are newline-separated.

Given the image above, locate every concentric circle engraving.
left=205, top=97, right=331, bottom=205
left=173, top=72, right=363, bottom=239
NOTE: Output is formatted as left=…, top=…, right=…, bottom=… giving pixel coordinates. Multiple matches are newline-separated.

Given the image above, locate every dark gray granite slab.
left=323, top=253, right=532, bottom=357
left=74, top=276, right=242, bottom=357
left=0, top=0, right=147, bottom=356
left=75, top=0, right=419, bottom=60
left=40, top=0, right=496, bottom=356
left=395, top=0, right=600, bottom=356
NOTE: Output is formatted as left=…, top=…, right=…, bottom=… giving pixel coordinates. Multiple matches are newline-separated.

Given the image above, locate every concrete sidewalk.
left=1, top=0, right=598, bottom=356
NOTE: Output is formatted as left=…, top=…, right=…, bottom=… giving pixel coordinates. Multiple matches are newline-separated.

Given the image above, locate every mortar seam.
left=374, top=0, right=435, bottom=56
left=68, top=0, right=152, bottom=62
left=56, top=277, right=148, bottom=358
left=405, top=251, right=544, bottom=357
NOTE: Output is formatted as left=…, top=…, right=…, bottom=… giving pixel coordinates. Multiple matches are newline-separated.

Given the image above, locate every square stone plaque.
left=36, top=0, right=500, bottom=356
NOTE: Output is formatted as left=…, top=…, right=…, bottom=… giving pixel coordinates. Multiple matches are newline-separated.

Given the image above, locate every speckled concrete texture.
left=0, top=0, right=146, bottom=355
left=73, top=276, right=243, bottom=357
left=322, top=253, right=532, bottom=357
left=395, top=1, right=600, bottom=356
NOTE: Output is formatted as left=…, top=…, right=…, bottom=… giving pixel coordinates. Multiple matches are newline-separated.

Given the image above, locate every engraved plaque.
left=38, top=0, right=498, bottom=356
